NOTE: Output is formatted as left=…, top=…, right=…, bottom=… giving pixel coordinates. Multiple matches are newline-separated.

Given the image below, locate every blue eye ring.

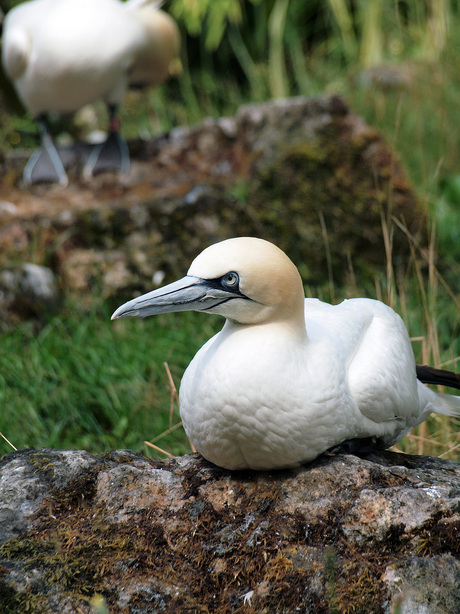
left=221, top=272, right=239, bottom=289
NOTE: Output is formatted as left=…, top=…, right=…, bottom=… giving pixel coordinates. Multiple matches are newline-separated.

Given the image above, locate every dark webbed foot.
left=82, top=131, right=130, bottom=180
left=326, top=437, right=380, bottom=456
left=82, top=103, right=130, bottom=180
left=24, top=117, right=69, bottom=186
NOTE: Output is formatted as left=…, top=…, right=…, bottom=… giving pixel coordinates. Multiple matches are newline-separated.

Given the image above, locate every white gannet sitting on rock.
left=1, top=0, right=181, bottom=185
left=112, top=237, right=460, bottom=470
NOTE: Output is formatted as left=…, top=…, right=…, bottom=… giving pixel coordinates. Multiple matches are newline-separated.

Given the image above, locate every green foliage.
left=327, top=0, right=451, bottom=65
left=170, top=0, right=248, bottom=50
left=0, top=304, right=220, bottom=457
left=433, top=174, right=460, bottom=265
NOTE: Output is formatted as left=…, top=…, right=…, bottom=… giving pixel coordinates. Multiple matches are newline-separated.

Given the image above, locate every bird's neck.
left=224, top=315, right=308, bottom=343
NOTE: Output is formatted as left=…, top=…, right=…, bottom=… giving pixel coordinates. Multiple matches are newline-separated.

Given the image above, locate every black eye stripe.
left=200, top=275, right=247, bottom=298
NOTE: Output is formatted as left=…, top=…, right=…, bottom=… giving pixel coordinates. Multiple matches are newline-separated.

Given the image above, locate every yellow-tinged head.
left=112, top=237, right=306, bottom=330
left=187, top=237, right=305, bottom=326
left=130, top=7, right=182, bottom=88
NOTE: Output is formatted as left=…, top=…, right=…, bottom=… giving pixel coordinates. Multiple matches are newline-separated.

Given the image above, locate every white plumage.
left=2, top=0, right=181, bottom=183
left=112, top=237, right=460, bottom=470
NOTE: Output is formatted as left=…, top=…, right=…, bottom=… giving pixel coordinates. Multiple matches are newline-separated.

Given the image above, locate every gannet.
left=112, top=237, right=460, bottom=470
left=1, top=0, right=181, bottom=185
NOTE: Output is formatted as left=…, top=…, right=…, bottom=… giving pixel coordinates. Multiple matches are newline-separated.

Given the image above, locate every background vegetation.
left=0, top=0, right=459, bottom=460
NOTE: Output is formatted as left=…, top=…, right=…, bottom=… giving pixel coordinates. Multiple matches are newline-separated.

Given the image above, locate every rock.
left=0, top=263, right=61, bottom=320
left=0, top=96, right=426, bottom=316
left=0, top=201, right=17, bottom=217
left=0, top=448, right=458, bottom=613
left=357, top=64, right=415, bottom=91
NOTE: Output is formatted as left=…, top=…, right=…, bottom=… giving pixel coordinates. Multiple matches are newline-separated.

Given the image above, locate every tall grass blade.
left=144, top=440, right=174, bottom=458
left=228, top=25, right=267, bottom=100
left=359, top=0, right=383, bottom=67
left=268, top=0, right=290, bottom=98
left=423, top=0, right=449, bottom=59
left=0, top=432, right=17, bottom=451
left=287, top=26, right=314, bottom=96
left=327, top=0, right=357, bottom=62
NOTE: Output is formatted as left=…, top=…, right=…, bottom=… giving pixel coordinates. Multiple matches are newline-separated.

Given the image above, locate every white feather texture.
left=112, top=237, right=460, bottom=470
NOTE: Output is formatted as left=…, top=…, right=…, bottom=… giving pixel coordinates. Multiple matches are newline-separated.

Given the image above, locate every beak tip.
left=111, top=305, right=140, bottom=320
left=111, top=307, right=126, bottom=320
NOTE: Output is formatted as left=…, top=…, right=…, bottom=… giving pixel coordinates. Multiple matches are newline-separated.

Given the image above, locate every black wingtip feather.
left=416, top=365, right=460, bottom=390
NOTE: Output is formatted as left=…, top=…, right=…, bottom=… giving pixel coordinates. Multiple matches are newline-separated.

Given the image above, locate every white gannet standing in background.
left=1, top=0, right=181, bottom=185
left=112, top=237, right=460, bottom=470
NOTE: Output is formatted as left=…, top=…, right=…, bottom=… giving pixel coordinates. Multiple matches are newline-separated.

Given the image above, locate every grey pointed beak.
left=111, top=275, right=237, bottom=320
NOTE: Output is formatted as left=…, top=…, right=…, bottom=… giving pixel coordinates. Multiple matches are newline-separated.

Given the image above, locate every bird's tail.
left=417, top=378, right=460, bottom=418
left=416, top=363, right=460, bottom=418
left=431, top=390, right=460, bottom=416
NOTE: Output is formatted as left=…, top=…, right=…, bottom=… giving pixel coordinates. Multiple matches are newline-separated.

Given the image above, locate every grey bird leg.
left=23, top=115, right=68, bottom=186
left=82, top=103, right=130, bottom=180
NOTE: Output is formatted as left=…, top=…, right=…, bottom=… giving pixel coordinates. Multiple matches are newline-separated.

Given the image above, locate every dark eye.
left=221, top=272, right=239, bottom=288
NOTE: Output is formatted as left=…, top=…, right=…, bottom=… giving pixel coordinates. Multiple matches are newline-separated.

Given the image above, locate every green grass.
left=0, top=304, right=220, bottom=458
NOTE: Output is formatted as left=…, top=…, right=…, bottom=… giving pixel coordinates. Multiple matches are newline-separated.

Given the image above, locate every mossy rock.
left=0, top=448, right=459, bottom=613
left=0, top=96, right=427, bottom=309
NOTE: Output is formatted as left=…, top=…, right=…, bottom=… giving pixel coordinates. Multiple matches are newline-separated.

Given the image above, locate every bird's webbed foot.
left=24, top=129, right=69, bottom=187
left=326, top=436, right=381, bottom=457
left=82, top=132, right=130, bottom=180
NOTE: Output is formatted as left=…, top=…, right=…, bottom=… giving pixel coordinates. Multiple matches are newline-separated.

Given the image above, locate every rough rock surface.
left=0, top=448, right=458, bottom=613
left=0, top=263, right=61, bottom=320
left=0, top=96, right=425, bottom=317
